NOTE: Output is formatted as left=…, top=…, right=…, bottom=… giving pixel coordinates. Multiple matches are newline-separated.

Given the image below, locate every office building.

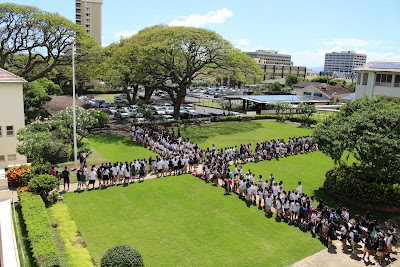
left=75, top=0, right=103, bottom=45
left=255, top=58, right=306, bottom=79
left=354, top=62, right=400, bottom=99
left=324, top=51, right=367, bottom=73
left=247, top=50, right=293, bottom=65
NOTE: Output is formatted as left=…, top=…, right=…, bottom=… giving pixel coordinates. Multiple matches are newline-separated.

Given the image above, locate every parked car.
left=108, top=106, right=118, bottom=114
left=100, top=102, right=111, bottom=108
left=152, top=106, right=166, bottom=115
left=114, top=98, right=129, bottom=104
left=162, top=115, right=174, bottom=121
left=115, top=109, right=130, bottom=119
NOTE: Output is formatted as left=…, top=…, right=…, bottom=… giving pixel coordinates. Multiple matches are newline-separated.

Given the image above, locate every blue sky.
left=4, top=0, right=400, bottom=69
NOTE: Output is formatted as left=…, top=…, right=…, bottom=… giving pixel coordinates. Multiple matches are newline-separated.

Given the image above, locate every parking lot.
left=79, top=90, right=242, bottom=124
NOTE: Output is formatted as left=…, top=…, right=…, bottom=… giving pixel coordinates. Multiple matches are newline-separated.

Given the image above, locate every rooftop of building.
left=0, top=68, right=27, bottom=83
left=305, top=84, right=351, bottom=97
left=353, top=62, right=400, bottom=72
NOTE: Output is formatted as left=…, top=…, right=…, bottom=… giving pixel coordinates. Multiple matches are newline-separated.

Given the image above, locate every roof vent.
left=321, top=83, right=327, bottom=90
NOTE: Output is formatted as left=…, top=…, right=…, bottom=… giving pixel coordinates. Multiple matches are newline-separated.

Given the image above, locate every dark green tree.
left=313, top=96, right=400, bottom=182
left=285, top=74, right=299, bottom=87
left=0, top=3, right=99, bottom=82
left=269, top=82, right=282, bottom=91
left=297, top=103, right=316, bottom=127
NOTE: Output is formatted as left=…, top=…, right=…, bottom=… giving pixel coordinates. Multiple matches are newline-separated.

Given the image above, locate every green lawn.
left=181, top=120, right=312, bottom=149
left=237, top=151, right=334, bottom=197
left=87, top=93, right=120, bottom=103
left=63, top=175, right=324, bottom=267
left=193, top=101, right=221, bottom=108
left=88, top=134, right=158, bottom=162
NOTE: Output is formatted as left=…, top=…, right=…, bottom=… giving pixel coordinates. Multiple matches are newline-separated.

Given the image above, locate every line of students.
left=200, top=168, right=397, bottom=265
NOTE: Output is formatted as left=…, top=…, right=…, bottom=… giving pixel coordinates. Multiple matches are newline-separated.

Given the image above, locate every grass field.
left=63, top=175, right=324, bottom=267
left=87, top=93, right=120, bottom=103
left=88, top=135, right=158, bottom=162
left=180, top=120, right=312, bottom=149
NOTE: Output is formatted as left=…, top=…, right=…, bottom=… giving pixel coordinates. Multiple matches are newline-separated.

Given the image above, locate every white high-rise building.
left=324, top=51, right=367, bottom=73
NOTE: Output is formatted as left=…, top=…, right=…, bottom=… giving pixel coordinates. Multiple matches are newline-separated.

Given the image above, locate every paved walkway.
left=291, top=240, right=400, bottom=267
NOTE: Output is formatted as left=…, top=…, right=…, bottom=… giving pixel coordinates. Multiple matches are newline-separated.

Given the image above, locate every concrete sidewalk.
left=291, top=240, right=399, bottom=267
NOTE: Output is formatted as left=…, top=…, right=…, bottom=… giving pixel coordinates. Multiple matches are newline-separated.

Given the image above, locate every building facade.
left=324, top=51, right=367, bottom=73
left=75, top=0, right=103, bottom=45
left=247, top=50, right=293, bottom=65
left=255, top=58, right=306, bottom=79
left=354, top=62, right=400, bottom=99
left=0, top=69, right=27, bottom=169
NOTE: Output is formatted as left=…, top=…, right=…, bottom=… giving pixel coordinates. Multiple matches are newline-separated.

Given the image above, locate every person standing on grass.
left=102, top=166, right=110, bottom=186
left=139, top=162, right=145, bottom=182
left=61, top=167, right=70, bottom=191
left=124, top=163, right=130, bottom=184
left=297, top=181, right=303, bottom=195
left=76, top=170, right=82, bottom=190
left=80, top=169, right=87, bottom=189
left=89, top=168, right=96, bottom=189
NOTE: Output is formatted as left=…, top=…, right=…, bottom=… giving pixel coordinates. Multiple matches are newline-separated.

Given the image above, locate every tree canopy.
left=100, top=25, right=262, bottom=119
left=313, top=96, right=400, bottom=182
left=0, top=3, right=100, bottom=82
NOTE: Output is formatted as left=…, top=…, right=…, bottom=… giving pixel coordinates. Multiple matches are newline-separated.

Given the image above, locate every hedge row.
left=19, top=192, right=60, bottom=267
left=48, top=203, right=94, bottom=267
left=324, top=166, right=400, bottom=207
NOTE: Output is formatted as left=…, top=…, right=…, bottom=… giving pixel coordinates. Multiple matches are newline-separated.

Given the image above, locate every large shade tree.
left=128, top=25, right=261, bottom=119
left=0, top=3, right=99, bottom=82
left=313, top=96, right=400, bottom=182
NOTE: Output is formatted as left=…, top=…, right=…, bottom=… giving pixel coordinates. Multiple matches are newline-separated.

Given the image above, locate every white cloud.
left=234, top=39, right=250, bottom=50
left=113, top=30, right=138, bottom=39
left=168, top=8, right=233, bottom=27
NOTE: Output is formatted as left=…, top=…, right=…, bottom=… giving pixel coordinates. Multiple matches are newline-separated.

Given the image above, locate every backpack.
left=353, top=230, right=361, bottom=243
left=391, top=235, right=397, bottom=246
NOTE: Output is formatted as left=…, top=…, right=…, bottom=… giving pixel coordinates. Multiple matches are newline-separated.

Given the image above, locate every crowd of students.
left=53, top=124, right=396, bottom=264
left=199, top=167, right=397, bottom=265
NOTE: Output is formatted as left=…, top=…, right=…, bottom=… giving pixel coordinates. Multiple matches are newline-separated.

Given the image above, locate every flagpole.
left=72, top=38, right=78, bottom=169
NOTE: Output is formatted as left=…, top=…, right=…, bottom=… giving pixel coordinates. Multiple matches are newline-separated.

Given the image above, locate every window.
left=357, top=74, right=361, bottom=85
left=6, top=126, right=13, bottom=136
left=362, top=73, right=368, bottom=85
left=0, top=155, right=4, bottom=162
left=8, top=154, right=16, bottom=161
left=375, top=73, right=392, bottom=86
left=313, top=93, right=323, bottom=97
left=0, top=126, right=2, bottom=137
left=303, top=92, right=312, bottom=96
left=86, top=13, right=90, bottom=17
left=394, top=75, right=400, bottom=87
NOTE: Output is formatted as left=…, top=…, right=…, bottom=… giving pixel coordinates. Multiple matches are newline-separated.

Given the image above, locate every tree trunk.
left=144, top=87, right=154, bottom=102
left=122, top=86, right=132, bottom=104
left=131, top=85, right=139, bottom=104
left=173, top=95, right=185, bottom=120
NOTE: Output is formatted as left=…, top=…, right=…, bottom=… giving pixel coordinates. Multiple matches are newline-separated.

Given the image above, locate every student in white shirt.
left=297, top=181, right=303, bottom=194
left=89, top=169, right=97, bottom=189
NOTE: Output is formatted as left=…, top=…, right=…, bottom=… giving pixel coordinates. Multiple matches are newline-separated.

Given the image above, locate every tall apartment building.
left=247, top=50, right=293, bottom=65
left=324, top=51, right=367, bottom=73
left=75, top=0, right=103, bottom=45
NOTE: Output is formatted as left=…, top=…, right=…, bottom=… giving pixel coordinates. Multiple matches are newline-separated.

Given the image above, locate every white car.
left=164, top=106, right=174, bottom=115
left=152, top=106, right=166, bottom=115
left=108, top=107, right=118, bottom=114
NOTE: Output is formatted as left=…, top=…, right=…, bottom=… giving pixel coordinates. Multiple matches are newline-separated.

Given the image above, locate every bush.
left=19, top=192, right=60, bottom=267
left=29, top=174, right=58, bottom=198
left=6, top=165, right=31, bottom=188
left=324, top=165, right=400, bottom=206
left=101, top=245, right=144, bottom=267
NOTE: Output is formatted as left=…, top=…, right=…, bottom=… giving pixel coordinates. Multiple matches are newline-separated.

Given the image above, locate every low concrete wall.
left=324, top=188, right=400, bottom=213
left=0, top=198, right=20, bottom=267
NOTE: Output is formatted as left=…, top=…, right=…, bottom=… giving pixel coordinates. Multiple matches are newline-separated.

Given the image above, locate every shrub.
left=29, top=174, right=58, bottom=198
left=324, top=166, right=400, bottom=206
left=6, top=165, right=31, bottom=188
left=19, top=192, right=60, bottom=267
left=101, top=245, right=144, bottom=267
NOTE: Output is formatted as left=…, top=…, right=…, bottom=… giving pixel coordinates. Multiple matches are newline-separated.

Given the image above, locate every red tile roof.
left=311, top=84, right=350, bottom=97
left=0, top=68, right=27, bottom=83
